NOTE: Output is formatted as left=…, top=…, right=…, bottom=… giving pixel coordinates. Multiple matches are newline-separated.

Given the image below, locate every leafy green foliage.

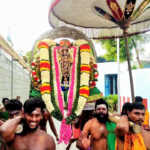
left=96, top=34, right=150, bottom=65
left=132, top=65, right=137, bottom=70
left=100, top=38, right=133, bottom=62
left=105, top=94, right=118, bottom=104
left=103, top=94, right=118, bottom=112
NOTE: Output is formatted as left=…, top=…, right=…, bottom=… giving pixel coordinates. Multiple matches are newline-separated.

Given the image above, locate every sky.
left=0, top=0, right=106, bottom=57
left=0, top=0, right=52, bottom=55
left=0, top=0, right=150, bottom=60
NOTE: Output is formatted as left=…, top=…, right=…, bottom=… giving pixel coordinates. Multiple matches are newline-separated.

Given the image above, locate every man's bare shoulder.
left=35, top=130, right=56, bottom=150
left=86, top=118, right=97, bottom=124
left=141, top=128, right=150, bottom=150
left=142, top=128, right=150, bottom=137
left=23, top=129, right=55, bottom=145
left=36, top=129, right=54, bottom=139
left=83, top=118, right=99, bottom=130
left=16, top=129, right=53, bottom=141
left=43, top=133, right=55, bottom=150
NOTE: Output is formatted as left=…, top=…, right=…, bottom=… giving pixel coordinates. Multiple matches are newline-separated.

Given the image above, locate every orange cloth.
left=72, top=126, right=81, bottom=139
left=124, top=133, right=146, bottom=150
left=143, top=110, right=149, bottom=126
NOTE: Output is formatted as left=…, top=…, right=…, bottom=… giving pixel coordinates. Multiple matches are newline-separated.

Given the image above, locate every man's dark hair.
left=128, top=102, right=145, bottom=112
left=135, top=96, right=143, bottom=103
left=121, top=102, right=132, bottom=115
left=24, top=97, right=46, bottom=114
left=2, top=98, right=9, bottom=105
left=5, top=99, right=22, bottom=111
left=95, top=98, right=108, bottom=110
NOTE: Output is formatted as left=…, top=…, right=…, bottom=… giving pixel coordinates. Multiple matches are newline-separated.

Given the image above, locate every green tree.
left=131, top=35, right=147, bottom=68
left=99, top=37, right=133, bottom=62
left=103, top=94, right=118, bottom=112
left=128, top=34, right=150, bottom=68
left=96, top=34, right=150, bottom=67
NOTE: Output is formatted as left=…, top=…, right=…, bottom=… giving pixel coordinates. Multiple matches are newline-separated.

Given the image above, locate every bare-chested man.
left=116, top=102, right=150, bottom=150
left=77, top=99, right=115, bottom=150
left=0, top=97, right=55, bottom=150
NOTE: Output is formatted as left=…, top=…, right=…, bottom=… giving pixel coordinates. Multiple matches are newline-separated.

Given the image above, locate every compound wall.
left=0, top=49, right=30, bottom=103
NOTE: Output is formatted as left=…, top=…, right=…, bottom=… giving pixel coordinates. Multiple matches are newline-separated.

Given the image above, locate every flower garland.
left=89, top=61, right=99, bottom=88
left=36, top=39, right=92, bottom=144
left=66, top=40, right=91, bottom=122
left=37, top=39, right=56, bottom=114
left=50, top=45, right=78, bottom=120
left=74, top=41, right=91, bottom=116
left=52, top=46, right=65, bottom=116
left=31, top=62, right=39, bottom=82
left=49, top=45, right=78, bottom=143
left=67, top=46, right=78, bottom=116
left=37, top=39, right=91, bottom=123
left=49, top=45, right=63, bottom=120
left=30, top=56, right=42, bottom=98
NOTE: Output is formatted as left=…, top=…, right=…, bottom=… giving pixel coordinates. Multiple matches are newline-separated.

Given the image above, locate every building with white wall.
left=0, top=35, right=31, bottom=103
left=97, top=62, right=150, bottom=110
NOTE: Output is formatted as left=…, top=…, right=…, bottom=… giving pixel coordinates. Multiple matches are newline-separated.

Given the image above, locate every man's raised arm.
left=0, top=116, right=22, bottom=142
left=77, top=120, right=91, bottom=150
left=48, top=113, right=59, bottom=141
left=115, top=115, right=129, bottom=137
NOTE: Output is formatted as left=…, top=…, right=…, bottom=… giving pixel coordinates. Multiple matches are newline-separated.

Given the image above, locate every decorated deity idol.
left=30, top=27, right=102, bottom=144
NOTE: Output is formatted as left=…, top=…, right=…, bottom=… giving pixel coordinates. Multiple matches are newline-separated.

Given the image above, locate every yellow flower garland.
left=38, top=39, right=56, bottom=113
left=74, top=39, right=91, bottom=116
left=37, top=39, right=92, bottom=119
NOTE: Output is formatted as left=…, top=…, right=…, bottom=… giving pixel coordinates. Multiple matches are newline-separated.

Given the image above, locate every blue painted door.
left=105, top=74, right=117, bottom=96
